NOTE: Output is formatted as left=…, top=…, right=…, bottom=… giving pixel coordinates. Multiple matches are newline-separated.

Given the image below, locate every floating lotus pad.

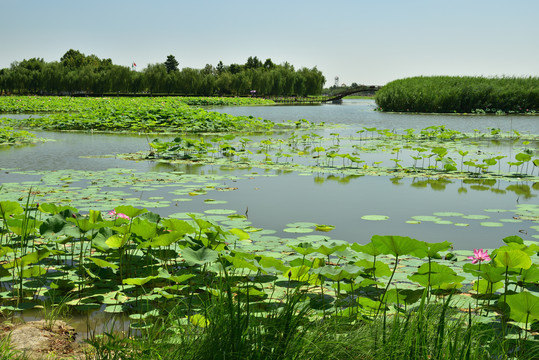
left=480, top=222, right=504, bottom=227
left=204, top=209, right=237, bottom=215
left=411, top=216, right=441, bottom=222
left=169, top=212, right=204, bottom=219
left=406, top=220, right=421, bottom=224
left=498, top=218, right=522, bottom=223
left=361, top=215, right=390, bottom=221
left=435, top=220, right=453, bottom=225
left=295, top=234, right=333, bottom=242
left=204, top=199, right=228, bottom=204
left=220, top=220, right=252, bottom=227
left=286, top=222, right=318, bottom=228
left=483, top=209, right=510, bottom=213
left=283, top=227, right=314, bottom=234
left=454, top=223, right=470, bottom=227
left=315, top=224, right=335, bottom=232
left=462, top=215, right=491, bottom=220
left=256, top=229, right=277, bottom=235
left=204, top=215, right=230, bottom=222
left=433, top=212, right=464, bottom=217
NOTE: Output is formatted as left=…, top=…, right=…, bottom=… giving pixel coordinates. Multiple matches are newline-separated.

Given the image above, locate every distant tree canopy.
left=164, top=55, right=179, bottom=73
left=0, top=50, right=326, bottom=96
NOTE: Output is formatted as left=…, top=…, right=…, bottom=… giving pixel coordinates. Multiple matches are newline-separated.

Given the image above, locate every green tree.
left=164, top=55, right=179, bottom=73
left=143, top=63, right=167, bottom=93
left=264, top=58, right=275, bottom=70
left=60, top=49, right=86, bottom=68
left=245, top=56, right=262, bottom=69
left=229, top=63, right=242, bottom=74
left=216, top=72, right=233, bottom=94
left=216, top=61, right=224, bottom=75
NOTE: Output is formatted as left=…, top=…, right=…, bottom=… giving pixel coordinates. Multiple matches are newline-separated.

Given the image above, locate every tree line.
left=0, top=50, right=326, bottom=97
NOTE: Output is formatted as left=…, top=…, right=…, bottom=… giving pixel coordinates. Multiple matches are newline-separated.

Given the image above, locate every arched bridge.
left=323, top=85, right=382, bottom=103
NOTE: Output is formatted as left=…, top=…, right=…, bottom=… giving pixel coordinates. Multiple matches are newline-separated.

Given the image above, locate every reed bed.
left=375, top=76, right=539, bottom=114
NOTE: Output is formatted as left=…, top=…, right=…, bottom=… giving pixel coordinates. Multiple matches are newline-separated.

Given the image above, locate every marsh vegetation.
left=0, top=96, right=537, bottom=359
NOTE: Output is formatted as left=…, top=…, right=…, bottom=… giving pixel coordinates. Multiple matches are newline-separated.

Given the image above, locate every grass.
left=81, top=285, right=539, bottom=360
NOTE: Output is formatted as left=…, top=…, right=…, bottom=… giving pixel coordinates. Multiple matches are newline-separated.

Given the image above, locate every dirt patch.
left=1, top=319, right=86, bottom=359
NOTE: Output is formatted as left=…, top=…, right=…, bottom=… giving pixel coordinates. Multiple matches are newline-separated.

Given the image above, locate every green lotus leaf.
left=114, top=205, right=147, bottom=218
left=181, top=247, right=219, bottom=266
left=162, top=218, right=196, bottom=234
left=494, top=248, right=532, bottom=269
left=313, top=243, right=348, bottom=256
left=5, top=249, right=50, bottom=269
left=315, top=224, right=335, bottom=232
left=130, top=218, right=158, bottom=240
left=0, top=201, right=23, bottom=217
left=204, top=199, right=228, bottom=204
left=462, top=263, right=505, bottom=283
left=361, top=215, right=389, bottom=221
left=433, top=212, right=464, bottom=217
left=86, top=257, right=119, bottom=270
left=355, top=259, right=392, bottom=277
left=357, top=296, right=386, bottom=314
left=423, top=241, right=452, bottom=258
left=408, top=262, right=465, bottom=287
left=503, top=236, right=524, bottom=245
left=371, top=235, right=426, bottom=257
left=123, top=276, right=157, bottom=286
left=283, top=227, right=314, bottom=234
left=286, top=222, right=317, bottom=228
left=106, top=234, right=129, bottom=249
left=519, top=265, right=539, bottom=284
left=317, top=266, right=356, bottom=281
left=190, top=314, right=210, bottom=328
left=104, top=305, right=124, bottom=313
left=229, top=228, right=250, bottom=241
left=462, top=215, right=490, bottom=220
left=21, top=265, right=47, bottom=278
left=384, top=288, right=423, bottom=305
left=351, top=242, right=384, bottom=256
left=435, top=220, right=453, bottom=225
left=480, top=222, right=503, bottom=227
left=204, top=209, right=237, bottom=215
left=472, top=279, right=503, bottom=294
left=411, top=216, right=441, bottom=222
left=284, top=265, right=312, bottom=282
left=505, top=292, right=539, bottom=323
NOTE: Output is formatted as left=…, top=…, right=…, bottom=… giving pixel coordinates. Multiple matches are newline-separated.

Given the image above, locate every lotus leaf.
left=505, top=292, right=539, bottom=323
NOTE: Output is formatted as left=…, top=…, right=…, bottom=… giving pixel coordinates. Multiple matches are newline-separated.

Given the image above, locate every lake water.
left=1, top=99, right=538, bottom=250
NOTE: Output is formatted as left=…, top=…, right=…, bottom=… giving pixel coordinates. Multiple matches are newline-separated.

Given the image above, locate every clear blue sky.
left=1, top=0, right=538, bottom=86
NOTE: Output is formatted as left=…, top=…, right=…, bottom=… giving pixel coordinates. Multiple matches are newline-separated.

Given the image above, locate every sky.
left=1, top=0, right=538, bottom=86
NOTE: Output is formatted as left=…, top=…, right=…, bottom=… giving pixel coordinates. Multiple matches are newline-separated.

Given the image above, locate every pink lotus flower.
left=108, top=209, right=130, bottom=220
left=468, top=249, right=490, bottom=264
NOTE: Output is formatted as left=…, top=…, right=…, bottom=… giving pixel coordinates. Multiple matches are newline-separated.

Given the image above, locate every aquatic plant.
left=376, top=76, right=539, bottom=114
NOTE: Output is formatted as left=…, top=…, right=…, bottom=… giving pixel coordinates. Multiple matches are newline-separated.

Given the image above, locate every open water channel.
left=1, top=99, right=538, bottom=252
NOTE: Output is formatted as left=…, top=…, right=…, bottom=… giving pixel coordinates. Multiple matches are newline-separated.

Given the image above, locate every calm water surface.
left=1, top=100, right=538, bottom=250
